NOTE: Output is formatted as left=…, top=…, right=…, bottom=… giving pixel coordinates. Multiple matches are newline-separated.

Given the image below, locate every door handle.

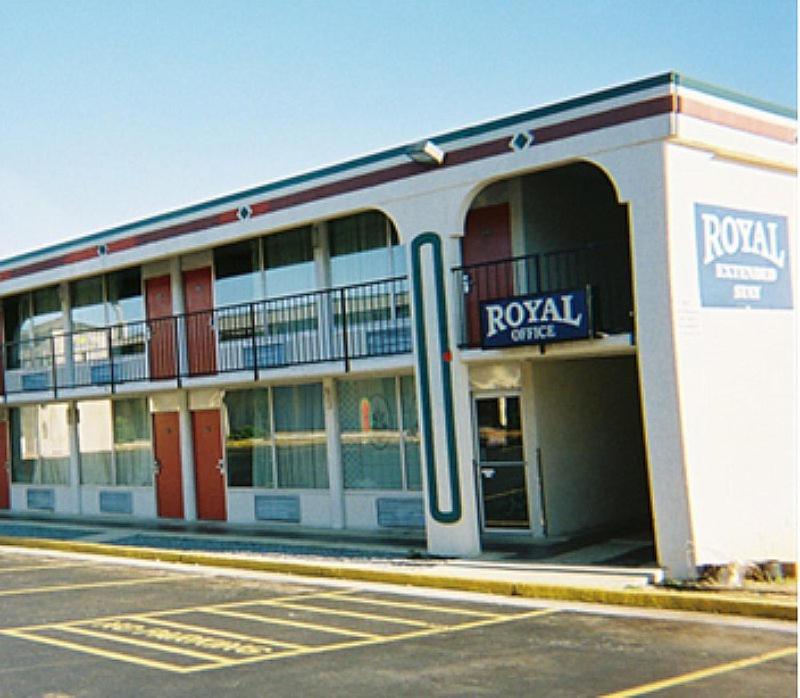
left=216, top=459, right=225, bottom=473
left=153, top=460, right=161, bottom=474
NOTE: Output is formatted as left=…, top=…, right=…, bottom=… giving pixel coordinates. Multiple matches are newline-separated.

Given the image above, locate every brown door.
left=463, top=204, right=513, bottom=346
left=192, top=408, right=226, bottom=521
left=0, top=420, right=9, bottom=509
left=153, top=412, right=184, bottom=519
left=145, top=275, right=177, bottom=380
left=183, top=267, right=217, bottom=376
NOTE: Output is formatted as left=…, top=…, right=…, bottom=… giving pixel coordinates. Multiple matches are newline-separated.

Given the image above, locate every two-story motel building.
left=0, top=73, right=795, bottom=579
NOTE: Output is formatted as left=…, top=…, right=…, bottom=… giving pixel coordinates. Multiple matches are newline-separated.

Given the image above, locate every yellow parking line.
left=601, top=646, right=798, bottom=697
left=322, top=594, right=498, bottom=618
left=201, top=607, right=381, bottom=639
left=60, top=625, right=239, bottom=663
left=145, top=588, right=352, bottom=618
left=138, top=616, right=307, bottom=651
left=0, top=574, right=194, bottom=597
left=1, top=628, right=197, bottom=674
left=272, top=600, right=441, bottom=628
left=181, top=607, right=560, bottom=674
left=0, top=562, right=87, bottom=574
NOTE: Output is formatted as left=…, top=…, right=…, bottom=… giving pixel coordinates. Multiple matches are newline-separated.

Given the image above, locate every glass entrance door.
left=475, top=395, right=530, bottom=529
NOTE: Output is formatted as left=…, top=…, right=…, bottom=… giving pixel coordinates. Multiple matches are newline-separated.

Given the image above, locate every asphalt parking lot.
left=0, top=549, right=795, bottom=697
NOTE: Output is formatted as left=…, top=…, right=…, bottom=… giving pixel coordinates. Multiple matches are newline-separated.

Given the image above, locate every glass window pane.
left=400, top=375, right=421, bottom=491
left=10, top=406, right=37, bottom=483
left=224, top=389, right=272, bottom=487
left=214, top=240, right=260, bottom=307
left=32, top=286, right=63, bottom=338
left=476, top=396, right=523, bottom=462
left=37, top=404, right=70, bottom=484
left=108, top=268, right=144, bottom=324
left=78, top=400, right=113, bottom=485
left=273, top=384, right=327, bottom=489
left=329, top=213, right=398, bottom=287
left=339, top=377, right=401, bottom=490
left=4, top=294, right=33, bottom=369
left=263, top=227, right=316, bottom=296
left=114, top=398, right=152, bottom=486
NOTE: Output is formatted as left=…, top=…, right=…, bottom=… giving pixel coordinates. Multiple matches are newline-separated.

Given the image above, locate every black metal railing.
left=2, top=276, right=411, bottom=396
left=452, top=240, right=633, bottom=348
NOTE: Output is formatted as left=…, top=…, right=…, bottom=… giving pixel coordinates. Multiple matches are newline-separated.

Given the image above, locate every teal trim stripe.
left=1, top=72, right=792, bottom=272
left=410, top=232, right=461, bottom=525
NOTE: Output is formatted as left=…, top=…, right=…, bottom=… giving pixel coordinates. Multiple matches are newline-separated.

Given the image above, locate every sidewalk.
left=0, top=517, right=795, bottom=622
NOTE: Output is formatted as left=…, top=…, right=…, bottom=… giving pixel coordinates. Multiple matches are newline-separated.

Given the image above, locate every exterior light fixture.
left=406, top=140, right=445, bottom=166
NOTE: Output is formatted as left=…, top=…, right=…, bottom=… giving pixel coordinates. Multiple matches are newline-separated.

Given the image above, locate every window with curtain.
left=3, top=294, right=33, bottom=369
left=263, top=226, right=315, bottom=296
left=329, top=211, right=401, bottom=286
left=224, top=388, right=272, bottom=487
left=224, top=383, right=327, bottom=489
left=78, top=400, right=113, bottom=485
left=400, top=375, right=421, bottom=491
left=10, top=404, right=70, bottom=485
left=273, top=383, right=327, bottom=488
left=107, top=268, right=145, bottom=325
left=339, top=376, right=403, bottom=490
left=113, top=398, right=152, bottom=485
left=77, top=398, right=153, bottom=486
left=214, top=239, right=261, bottom=308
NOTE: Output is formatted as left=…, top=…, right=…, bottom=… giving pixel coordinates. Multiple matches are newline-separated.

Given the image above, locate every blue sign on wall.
left=695, top=204, right=792, bottom=309
left=480, top=289, right=591, bottom=349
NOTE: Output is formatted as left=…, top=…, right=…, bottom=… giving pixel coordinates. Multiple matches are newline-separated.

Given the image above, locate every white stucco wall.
left=532, top=356, right=650, bottom=536
left=665, top=142, right=796, bottom=565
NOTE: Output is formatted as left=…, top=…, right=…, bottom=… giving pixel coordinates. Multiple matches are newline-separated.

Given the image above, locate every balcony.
left=2, top=276, right=411, bottom=397
left=452, top=241, right=634, bottom=348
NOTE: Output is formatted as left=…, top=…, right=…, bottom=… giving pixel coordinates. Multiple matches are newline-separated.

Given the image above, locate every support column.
left=323, top=378, right=345, bottom=528
left=177, top=391, right=197, bottom=522
left=170, top=257, right=188, bottom=377
left=520, top=361, right=545, bottom=537
left=408, top=230, right=481, bottom=557
left=67, top=402, right=81, bottom=515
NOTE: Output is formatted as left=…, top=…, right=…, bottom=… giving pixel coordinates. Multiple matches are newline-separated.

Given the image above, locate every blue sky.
left=0, top=0, right=796, bottom=259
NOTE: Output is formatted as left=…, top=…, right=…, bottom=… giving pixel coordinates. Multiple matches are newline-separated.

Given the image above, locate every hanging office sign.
left=480, top=289, right=591, bottom=349
left=695, top=204, right=792, bottom=309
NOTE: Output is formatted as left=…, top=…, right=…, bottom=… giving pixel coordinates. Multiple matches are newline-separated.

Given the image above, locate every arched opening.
left=459, top=162, right=655, bottom=560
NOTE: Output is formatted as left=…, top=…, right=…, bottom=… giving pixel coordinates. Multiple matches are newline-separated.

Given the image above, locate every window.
left=273, top=384, right=327, bottom=488
left=338, top=375, right=420, bottom=490
left=10, top=404, right=70, bottom=484
left=77, top=398, right=153, bottom=486
left=224, top=383, right=327, bottom=489
left=3, top=286, right=63, bottom=370
left=329, top=212, right=402, bottom=286
left=70, top=269, right=145, bottom=362
left=214, top=239, right=261, bottom=307
left=224, top=388, right=272, bottom=487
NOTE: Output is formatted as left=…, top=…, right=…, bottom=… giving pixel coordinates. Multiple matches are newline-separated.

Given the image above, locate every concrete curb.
left=1, top=536, right=795, bottom=622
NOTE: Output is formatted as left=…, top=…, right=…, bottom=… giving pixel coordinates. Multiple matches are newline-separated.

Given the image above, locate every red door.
left=153, top=412, right=184, bottom=519
left=183, top=267, right=217, bottom=376
left=0, top=420, right=9, bottom=509
left=145, top=275, right=177, bottom=380
left=463, top=204, right=513, bottom=346
left=192, top=409, right=226, bottom=521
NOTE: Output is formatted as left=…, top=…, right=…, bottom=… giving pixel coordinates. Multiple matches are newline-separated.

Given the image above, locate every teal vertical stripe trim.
left=410, top=232, right=461, bottom=524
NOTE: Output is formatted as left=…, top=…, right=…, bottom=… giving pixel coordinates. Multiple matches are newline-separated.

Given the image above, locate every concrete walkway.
left=0, top=517, right=794, bottom=621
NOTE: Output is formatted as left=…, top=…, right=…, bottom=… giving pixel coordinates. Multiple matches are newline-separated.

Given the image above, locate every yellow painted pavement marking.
left=0, top=574, right=195, bottom=597
left=58, top=625, right=242, bottom=663
left=1, top=628, right=204, bottom=674
left=137, top=616, right=306, bottom=651
left=0, top=562, right=87, bottom=574
left=179, top=607, right=561, bottom=674
left=321, top=594, right=498, bottom=618
left=201, top=607, right=382, bottom=639
left=271, top=599, right=440, bottom=628
left=601, top=645, right=798, bottom=697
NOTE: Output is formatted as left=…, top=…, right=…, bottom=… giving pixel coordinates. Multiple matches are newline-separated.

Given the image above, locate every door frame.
left=471, top=390, right=533, bottom=532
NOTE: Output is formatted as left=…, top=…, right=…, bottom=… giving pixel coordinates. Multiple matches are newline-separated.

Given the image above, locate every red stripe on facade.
left=677, top=96, right=796, bottom=143
left=1, top=92, right=792, bottom=284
